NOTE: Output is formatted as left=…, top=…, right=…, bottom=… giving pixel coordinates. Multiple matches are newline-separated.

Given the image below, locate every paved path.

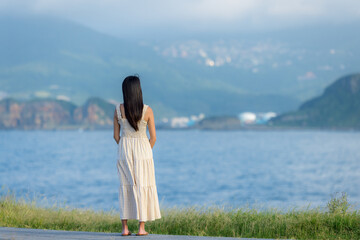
left=0, top=227, right=272, bottom=240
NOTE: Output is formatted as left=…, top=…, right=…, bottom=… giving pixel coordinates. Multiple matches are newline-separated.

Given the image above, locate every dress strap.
left=142, top=104, right=149, bottom=121
left=116, top=104, right=121, bottom=120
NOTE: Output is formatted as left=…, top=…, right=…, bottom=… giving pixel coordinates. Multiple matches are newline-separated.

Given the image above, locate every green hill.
left=270, top=74, right=360, bottom=129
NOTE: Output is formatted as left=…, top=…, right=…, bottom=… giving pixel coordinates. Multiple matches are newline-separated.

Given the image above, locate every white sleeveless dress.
left=115, top=103, right=161, bottom=222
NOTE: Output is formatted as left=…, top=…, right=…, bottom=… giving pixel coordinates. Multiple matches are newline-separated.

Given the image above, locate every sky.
left=1, top=0, right=360, bottom=38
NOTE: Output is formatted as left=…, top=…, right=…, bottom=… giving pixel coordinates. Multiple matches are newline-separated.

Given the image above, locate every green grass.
left=0, top=192, right=359, bottom=239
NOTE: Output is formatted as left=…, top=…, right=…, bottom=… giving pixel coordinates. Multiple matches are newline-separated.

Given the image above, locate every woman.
left=113, top=75, right=161, bottom=236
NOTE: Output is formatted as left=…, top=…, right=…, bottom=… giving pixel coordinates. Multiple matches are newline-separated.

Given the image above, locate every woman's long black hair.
left=122, top=75, right=144, bottom=131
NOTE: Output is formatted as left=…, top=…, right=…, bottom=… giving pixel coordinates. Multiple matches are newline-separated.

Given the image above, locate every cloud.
left=1, top=0, right=360, bottom=37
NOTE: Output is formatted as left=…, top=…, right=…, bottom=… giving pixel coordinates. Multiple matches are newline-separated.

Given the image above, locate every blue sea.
left=1, top=130, right=359, bottom=211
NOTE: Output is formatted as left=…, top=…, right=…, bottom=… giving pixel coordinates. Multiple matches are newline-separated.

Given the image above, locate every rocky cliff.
left=0, top=97, right=115, bottom=129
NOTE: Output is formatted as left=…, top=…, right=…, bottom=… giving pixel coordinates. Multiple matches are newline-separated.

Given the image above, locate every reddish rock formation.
left=73, top=97, right=114, bottom=126
left=0, top=97, right=115, bottom=129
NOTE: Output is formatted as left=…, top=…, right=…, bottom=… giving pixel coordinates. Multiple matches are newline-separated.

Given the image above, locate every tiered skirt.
left=117, top=137, right=161, bottom=221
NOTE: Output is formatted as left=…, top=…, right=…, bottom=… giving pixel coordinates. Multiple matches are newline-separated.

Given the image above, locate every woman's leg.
left=138, top=221, right=148, bottom=235
left=121, top=219, right=130, bottom=234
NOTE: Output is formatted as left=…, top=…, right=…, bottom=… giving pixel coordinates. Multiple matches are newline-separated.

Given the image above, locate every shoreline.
left=0, top=125, right=359, bottom=132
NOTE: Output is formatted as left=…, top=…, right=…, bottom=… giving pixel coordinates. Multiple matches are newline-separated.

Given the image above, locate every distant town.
left=157, top=112, right=277, bottom=129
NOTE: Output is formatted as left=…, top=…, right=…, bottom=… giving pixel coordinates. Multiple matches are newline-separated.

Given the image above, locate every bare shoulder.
left=146, top=105, right=153, bottom=112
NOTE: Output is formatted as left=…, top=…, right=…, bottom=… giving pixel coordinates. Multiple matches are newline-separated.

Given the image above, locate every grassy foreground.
left=0, top=193, right=359, bottom=239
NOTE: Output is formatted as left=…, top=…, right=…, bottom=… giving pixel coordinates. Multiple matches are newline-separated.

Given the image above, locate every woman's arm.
left=147, top=107, right=156, bottom=149
left=113, top=109, right=120, bottom=144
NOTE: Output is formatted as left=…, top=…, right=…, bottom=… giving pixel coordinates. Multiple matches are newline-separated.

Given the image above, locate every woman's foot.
left=137, top=221, right=148, bottom=235
left=136, top=231, right=148, bottom=236
left=121, top=230, right=132, bottom=236
left=121, top=219, right=130, bottom=236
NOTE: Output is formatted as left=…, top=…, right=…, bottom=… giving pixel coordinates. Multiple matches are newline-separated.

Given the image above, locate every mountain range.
left=1, top=15, right=359, bottom=118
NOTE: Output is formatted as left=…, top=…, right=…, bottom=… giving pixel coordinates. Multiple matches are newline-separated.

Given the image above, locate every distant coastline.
left=2, top=73, right=360, bottom=131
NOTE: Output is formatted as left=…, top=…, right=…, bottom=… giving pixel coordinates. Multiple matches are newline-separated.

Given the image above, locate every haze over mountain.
left=149, top=22, right=360, bottom=101
left=1, top=15, right=359, bottom=118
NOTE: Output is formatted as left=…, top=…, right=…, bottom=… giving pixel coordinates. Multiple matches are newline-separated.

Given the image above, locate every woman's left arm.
left=113, top=109, right=120, bottom=144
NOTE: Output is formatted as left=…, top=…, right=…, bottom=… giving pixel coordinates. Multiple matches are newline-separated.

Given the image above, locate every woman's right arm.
left=113, top=109, right=120, bottom=144
left=147, top=107, right=156, bottom=149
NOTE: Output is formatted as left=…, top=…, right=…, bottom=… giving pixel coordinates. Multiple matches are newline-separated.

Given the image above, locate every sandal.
left=136, top=232, right=149, bottom=236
